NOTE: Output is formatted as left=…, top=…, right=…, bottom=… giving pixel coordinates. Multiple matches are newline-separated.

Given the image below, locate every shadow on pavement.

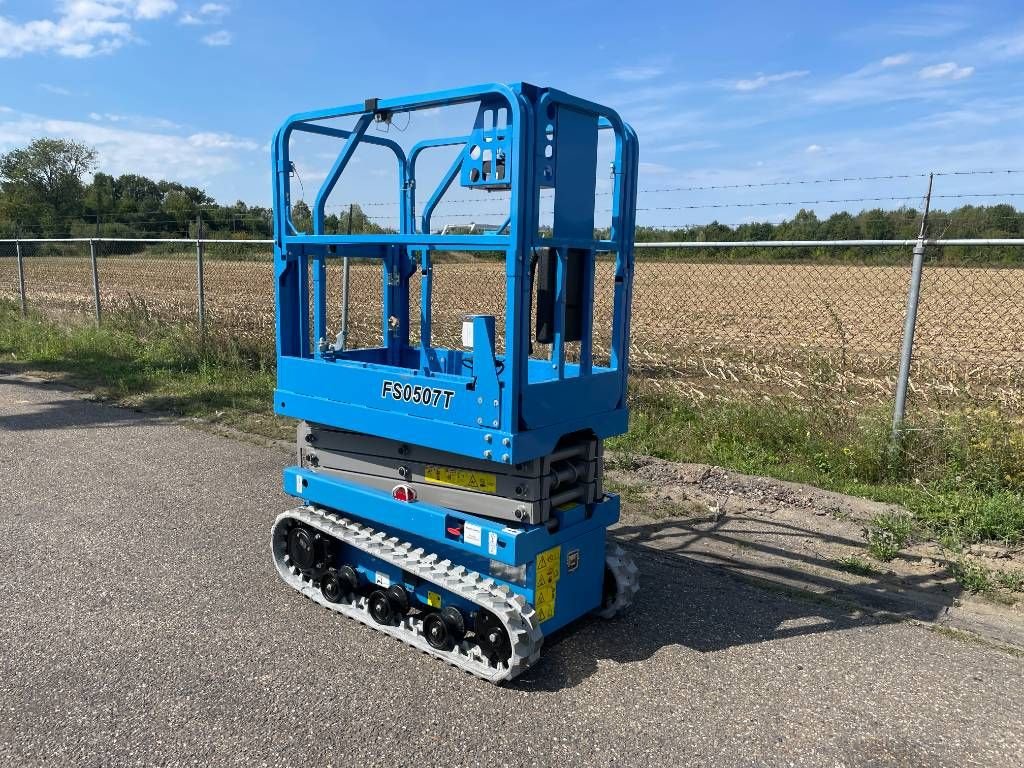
left=515, top=514, right=964, bottom=692
left=0, top=374, right=155, bottom=431
left=0, top=372, right=969, bottom=694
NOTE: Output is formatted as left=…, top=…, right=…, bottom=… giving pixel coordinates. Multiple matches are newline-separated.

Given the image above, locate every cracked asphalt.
left=1, top=375, right=1022, bottom=767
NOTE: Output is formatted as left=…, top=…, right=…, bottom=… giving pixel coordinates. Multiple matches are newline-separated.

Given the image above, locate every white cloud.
left=805, top=144, right=822, bottom=154
left=848, top=5, right=970, bottom=39
left=638, top=161, right=675, bottom=175
left=134, top=0, right=177, bottom=19
left=87, top=111, right=182, bottom=130
left=809, top=53, right=976, bottom=106
left=611, top=65, right=665, bottom=82
left=881, top=53, right=911, bottom=67
left=0, top=1, right=177, bottom=58
left=179, top=2, right=228, bottom=25
left=980, top=30, right=1024, bottom=60
left=40, top=83, right=73, bottom=96
left=201, top=29, right=230, bottom=46
left=0, top=107, right=258, bottom=185
left=918, top=61, right=974, bottom=80
left=187, top=131, right=256, bottom=150
left=734, top=70, right=809, bottom=92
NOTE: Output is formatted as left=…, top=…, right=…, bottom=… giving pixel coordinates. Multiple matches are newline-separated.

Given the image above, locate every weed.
left=866, top=512, right=916, bottom=561
left=950, top=559, right=994, bottom=593
left=611, top=385, right=1024, bottom=551
left=834, top=555, right=878, bottom=576
left=996, top=569, right=1024, bottom=593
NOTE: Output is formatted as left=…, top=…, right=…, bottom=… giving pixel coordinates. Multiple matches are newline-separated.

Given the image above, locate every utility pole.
left=94, top=172, right=102, bottom=239
left=891, top=172, right=934, bottom=444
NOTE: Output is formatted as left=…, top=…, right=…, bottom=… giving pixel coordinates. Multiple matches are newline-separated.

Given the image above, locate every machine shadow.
left=0, top=374, right=158, bottom=431
left=513, top=514, right=963, bottom=692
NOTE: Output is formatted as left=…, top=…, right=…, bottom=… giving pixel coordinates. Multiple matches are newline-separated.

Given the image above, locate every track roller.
left=423, top=607, right=466, bottom=651
left=320, top=565, right=358, bottom=604
left=368, top=584, right=410, bottom=626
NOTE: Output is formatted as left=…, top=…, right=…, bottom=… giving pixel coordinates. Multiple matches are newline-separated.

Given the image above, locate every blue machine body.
left=273, top=83, right=638, bottom=635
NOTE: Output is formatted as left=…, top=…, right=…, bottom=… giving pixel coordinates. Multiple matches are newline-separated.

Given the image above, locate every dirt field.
left=1, top=250, right=1022, bottom=411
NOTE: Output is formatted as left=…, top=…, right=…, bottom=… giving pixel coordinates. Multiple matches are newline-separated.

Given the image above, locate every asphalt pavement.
left=1, top=375, right=1022, bottom=767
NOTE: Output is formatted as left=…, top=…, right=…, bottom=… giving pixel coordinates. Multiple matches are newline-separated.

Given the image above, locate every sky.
left=1, top=0, right=1024, bottom=229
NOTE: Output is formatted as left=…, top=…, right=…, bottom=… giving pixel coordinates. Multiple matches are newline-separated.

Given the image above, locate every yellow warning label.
left=535, top=546, right=561, bottom=622
left=536, top=546, right=561, bottom=587
left=424, top=466, right=497, bottom=493
left=535, top=584, right=556, bottom=623
left=426, top=591, right=442, bottom=608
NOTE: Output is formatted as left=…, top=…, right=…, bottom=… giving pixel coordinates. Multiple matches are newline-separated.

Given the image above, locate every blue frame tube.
left=271, top=83, right=637, bottom=464
left=313, top=114, right=372, bottom=235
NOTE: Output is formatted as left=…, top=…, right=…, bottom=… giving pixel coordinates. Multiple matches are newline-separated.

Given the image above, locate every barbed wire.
left=320, top=192, right=1024, bottom=220
left=632, top=192, right=1024, bottom=212
left=632, top=168, right=1024, bottom=195
left=312, top=168, right=1024, bottom=209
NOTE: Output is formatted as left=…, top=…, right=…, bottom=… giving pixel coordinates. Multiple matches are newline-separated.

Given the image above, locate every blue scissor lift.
left=271, top=83, right=640, bottom=683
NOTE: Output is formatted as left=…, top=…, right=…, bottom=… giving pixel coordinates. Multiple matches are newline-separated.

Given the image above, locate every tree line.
left=630, top=206, right=1024, bottom=263
left=2, top=137, right=1022, bottom=263
left=0, top=138, right=380, bottom=240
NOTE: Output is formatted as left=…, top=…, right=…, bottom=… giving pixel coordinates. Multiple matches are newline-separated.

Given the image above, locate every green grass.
left=951, top=559, right=997, bottom=594
left=0, top=300, right=285, bottom=439
left=944, top=558, right=1024, bottom=602
left=610, top=388, right=1024, bottom=554
left=3, top=301, right=1023, bottom=558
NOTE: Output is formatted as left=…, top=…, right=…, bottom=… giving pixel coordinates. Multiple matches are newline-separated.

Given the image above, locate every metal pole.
left=338, top=202, right=354, bottom=350
left=891, top=173, right=934, bottom=442
left=196, top=213, right=206, bottom=337
left=15, top=224, right=27, bottom=316
left=89, top=238, right=102, bottom=325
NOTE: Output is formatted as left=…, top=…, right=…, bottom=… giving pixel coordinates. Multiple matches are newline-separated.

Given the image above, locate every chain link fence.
left=1, top=237, right=1022, bottom=420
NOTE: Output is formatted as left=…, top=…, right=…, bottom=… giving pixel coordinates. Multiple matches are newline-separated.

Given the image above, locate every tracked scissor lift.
left=271, top=83, right=640, bottom=682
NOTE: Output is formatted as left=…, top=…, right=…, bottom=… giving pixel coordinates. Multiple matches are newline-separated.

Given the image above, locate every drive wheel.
left=474, top=610, right=512, bottom=664
left=287, top=524, right=319, bottom=573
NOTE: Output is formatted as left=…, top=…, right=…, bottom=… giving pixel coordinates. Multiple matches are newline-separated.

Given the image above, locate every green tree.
left=163, top=189, right=196, bottom=232
left=292, top=200, right=312, bottom=232
left=0, top=138, right=97, bottom=233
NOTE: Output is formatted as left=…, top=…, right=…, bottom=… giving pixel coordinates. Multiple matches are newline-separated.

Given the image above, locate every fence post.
left=15, top=225, right=26, bottom=316
left=196, top=213, right=206, bottom=337
left=89, top=238, right=102, bottom=325
left=338, top=202, right=354, bottom=350
left=891, top=172, right=934, bottom=444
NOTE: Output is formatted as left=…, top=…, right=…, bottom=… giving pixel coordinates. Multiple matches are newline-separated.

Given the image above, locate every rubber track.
left=271, top=505, right=544, bottom=684
left=596, top=543, right=641, bottom=619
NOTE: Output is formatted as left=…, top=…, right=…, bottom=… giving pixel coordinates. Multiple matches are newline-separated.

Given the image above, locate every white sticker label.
left=295, top=474, right=304, bottom=494
left=374, top=572, right=390, bottom=588
left=487, top=531, right=498, bottom=556
left=463, top=523, right=482, bottom=547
